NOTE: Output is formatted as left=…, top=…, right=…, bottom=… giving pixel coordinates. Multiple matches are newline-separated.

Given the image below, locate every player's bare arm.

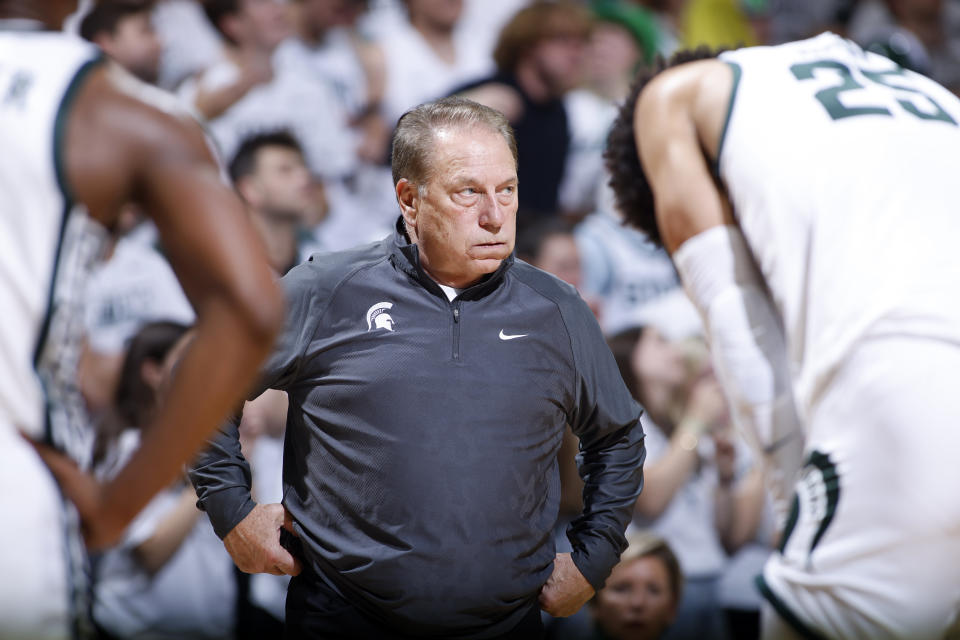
left=634, top=60, right=735, bottom=254
left=34, top=65, right=284, bottom=549
left=635, top=59, right=804, bottom=523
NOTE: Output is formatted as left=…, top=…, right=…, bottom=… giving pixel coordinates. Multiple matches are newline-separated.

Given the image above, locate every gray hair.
left=391, top=96, right=518, bottom=191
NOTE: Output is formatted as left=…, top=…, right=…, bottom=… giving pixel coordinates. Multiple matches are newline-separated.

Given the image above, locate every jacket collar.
left=389, top=217, right=514, bottom=301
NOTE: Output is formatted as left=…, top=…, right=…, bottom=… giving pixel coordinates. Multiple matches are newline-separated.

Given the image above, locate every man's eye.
left=461, top=188, right=477, bottom=196
left=500, top=186, right=515, bottom=195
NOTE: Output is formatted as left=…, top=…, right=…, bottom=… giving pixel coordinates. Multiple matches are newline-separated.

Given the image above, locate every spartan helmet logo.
left=366, top=302, right=396, bottom=332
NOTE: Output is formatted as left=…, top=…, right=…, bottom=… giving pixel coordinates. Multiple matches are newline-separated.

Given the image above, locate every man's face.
left=530, top=25, right=588, bottom=96
left=300, top=0, right=351, bottom=32
left=241, top=146, right=318, bottom=219
left=234, top=0, right=292, bottom=50
left=97, top=12, right=162, bottom=84
left=593, top=556, right=678, bottom=640
left=398, top=126, right=518, bottom=288
left=532, top=233, right=582, bottom=290
left=406, top=0, right=463, bottom=32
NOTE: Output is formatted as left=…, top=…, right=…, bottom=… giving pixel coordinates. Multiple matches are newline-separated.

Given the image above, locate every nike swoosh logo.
left=499, top=330, right=528, bottom=340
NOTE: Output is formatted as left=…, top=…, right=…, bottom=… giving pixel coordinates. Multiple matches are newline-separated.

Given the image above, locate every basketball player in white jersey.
left=605, top=33, right=960, bottom=639
left=0, top=1, right=283, bottom=637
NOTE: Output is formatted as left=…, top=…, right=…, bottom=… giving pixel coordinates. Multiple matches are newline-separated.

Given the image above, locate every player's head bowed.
left=605, top=47, right=721, bottom=247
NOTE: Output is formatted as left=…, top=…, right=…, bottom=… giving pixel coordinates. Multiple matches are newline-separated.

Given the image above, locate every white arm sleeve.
left=673, top=225, right=804, bottom=526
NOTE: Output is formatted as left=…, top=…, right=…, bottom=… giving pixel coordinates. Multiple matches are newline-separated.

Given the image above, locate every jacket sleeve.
left=189, top=262, right=324, bottom=539
left=563, top=296, right=646, bottom=591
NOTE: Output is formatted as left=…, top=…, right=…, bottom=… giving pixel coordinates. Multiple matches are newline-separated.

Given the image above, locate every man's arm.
left=188, top=261, right=323, bottom=574
left=34, top=66, right=282, bottom=549
left=636, top=61, right=805, bottom=524
left=542, top=297, right=646, bottom=616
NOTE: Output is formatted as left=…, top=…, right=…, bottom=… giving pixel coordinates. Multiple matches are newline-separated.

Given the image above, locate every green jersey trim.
left=53, top=54, right=104, bottom=204
left=715, top=60, right=742, bottom=169
left=755, top=574, right=828, bottom=640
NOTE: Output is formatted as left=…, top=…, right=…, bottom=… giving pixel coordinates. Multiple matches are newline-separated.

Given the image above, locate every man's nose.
left=479, top=193, right=506, bottom=230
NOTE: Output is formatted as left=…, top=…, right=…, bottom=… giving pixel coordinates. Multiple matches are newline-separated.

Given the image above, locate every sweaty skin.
left=633, top=60, right=735, bottom=254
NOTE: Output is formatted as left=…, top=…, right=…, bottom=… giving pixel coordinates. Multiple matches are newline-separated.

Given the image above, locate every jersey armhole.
left=712, top=60, right=742, bottom=176
left=53, top=54, right=105, bottom=205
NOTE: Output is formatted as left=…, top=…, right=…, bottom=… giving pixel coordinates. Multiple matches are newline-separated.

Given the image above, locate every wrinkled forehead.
left=423, top=124, right=518, bottom=180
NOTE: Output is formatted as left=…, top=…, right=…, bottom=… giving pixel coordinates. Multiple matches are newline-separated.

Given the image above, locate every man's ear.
left=396, top=178, right=418, bottom=229
left=235, top=176, right=258, bottom=208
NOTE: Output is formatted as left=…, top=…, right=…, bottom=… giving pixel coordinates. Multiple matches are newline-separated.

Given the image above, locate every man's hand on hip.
left=538, top=552, right=595, bottom=617
left=223, top=503, right=302, bottom=576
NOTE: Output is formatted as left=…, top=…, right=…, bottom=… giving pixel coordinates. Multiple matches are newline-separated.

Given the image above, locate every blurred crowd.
left=66, top=0, right=960, bottom=638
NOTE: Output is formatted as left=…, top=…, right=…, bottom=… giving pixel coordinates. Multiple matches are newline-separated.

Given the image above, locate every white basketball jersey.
left=0, top=31, right=102, bottom=443
left=718, top=33, right=960, bottom=416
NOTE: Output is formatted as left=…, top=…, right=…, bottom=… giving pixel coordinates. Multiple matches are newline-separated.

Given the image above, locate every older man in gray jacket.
left=190, top=97, right=645, bottom=639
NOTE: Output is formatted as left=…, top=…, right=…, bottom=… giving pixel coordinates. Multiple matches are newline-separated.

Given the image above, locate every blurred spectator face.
left=631, top=327, right=687, bottom=394
left=96, top=9, right=162, bottom=84
left=587, top=21, right=641, bottom=88
left=593, top=554, right=678, bottom=640
left=226, top=0, right=292, bottom=50
left=406, top=0, right=463, bottom=32
left=298, top=0, right=352, bottom=32
left=530, top=20, right=588, bottom=95
left=532, top=232, right=582, bottom=289
left=399, top=125, right=518, bottom=288
left=238, top=144, right=318, bottom=218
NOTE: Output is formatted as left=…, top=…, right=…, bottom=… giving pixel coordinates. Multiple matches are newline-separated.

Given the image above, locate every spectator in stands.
left=374, top=0, right=492, bottom=128
left=631, top=0, right=686, bottom=57
left=151, top=0, right=226, bottom=90
left=229, top=131, right=325, bottom=275
left=277, top=0, right=402, bottom=233
left=180, top=0, right=354, bottom=183
left=575, top=189, right=700, bottom=339
left=562, top=2, right=658, bottom=216
left=589, top=531, right=682, bottom=640
left=279, top=0, right=389, bottom=164
left=516, top=218, right=585, bottom=294
left=848, top=0, right=960, bottom=94
left=607, top=326, right=762, bottom=640
left=92, top=322, right=238, bottom=640
left=80, top=0, right=163, bottom=84
left=455, top=1, right=591, bottom=228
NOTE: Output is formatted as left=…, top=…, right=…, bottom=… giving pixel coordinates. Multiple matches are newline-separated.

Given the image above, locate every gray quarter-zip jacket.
left=190, top=221, right=645, bottom=638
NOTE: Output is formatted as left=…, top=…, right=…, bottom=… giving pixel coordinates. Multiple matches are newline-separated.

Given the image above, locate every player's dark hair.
left=115, top=321, right=189, bottom=427
left=229, top=130, right=304, bottom=184
left=79, top=0, right=154, bottom=42
left=604, top=47, right=721, bottom=247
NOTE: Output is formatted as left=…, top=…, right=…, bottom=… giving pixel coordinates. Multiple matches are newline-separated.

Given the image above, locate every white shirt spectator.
left=575, top=200, right=700, bottom=339
left=275, top=28, right=370, bottom=119
left=630, top=417, right=728, bottom=579
left=178, top=56, right=355, bottom=180
left=93, top=432, right=237, bottom=639
left=84, top=236, right=194, bottom=355
left=376, top=18, right=492, bottom=127
left=152, top=0, right=224, bottom=91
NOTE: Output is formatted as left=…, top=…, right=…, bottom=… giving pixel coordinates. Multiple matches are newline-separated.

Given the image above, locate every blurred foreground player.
left=0, top=1, right=282, bottom=637
left=606, top=33, right=960, bottom=639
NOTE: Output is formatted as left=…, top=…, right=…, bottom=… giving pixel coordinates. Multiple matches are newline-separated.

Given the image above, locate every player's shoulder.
left=71, top=62, right=209, bottom=160
left=639, top=57, right=731, bottom=115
